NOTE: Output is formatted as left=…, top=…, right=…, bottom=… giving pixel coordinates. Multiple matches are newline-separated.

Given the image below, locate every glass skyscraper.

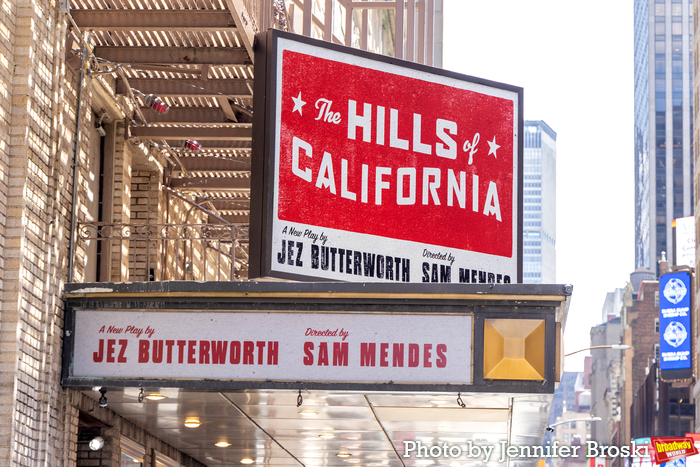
left=523, top=121, right=557, bottom=284
left=634, top=0, right=694, bottom=274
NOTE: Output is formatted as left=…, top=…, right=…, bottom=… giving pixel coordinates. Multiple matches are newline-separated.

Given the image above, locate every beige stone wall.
left=129, top=170, right=161, bottom=281
left=0, top=0, right=82, bottom=461
left=0, top=0, right=142, bottom=462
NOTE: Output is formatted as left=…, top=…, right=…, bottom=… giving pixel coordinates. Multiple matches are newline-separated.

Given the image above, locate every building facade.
left=0, top=1, right=570, bottom=466
left=589, top=316, right=623, bottom=445
left=601, top=287, right=625, bottom=322
left=523, top=121, right=557, bottom=284
left=635, top=0, right=694, bottom=274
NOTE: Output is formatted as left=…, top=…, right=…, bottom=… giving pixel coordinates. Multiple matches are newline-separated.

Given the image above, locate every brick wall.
left=0, top=0, right=15, bottom=459
left=621, top=280, right=659, bottom=443
left=0, top=0, right=83, bottom=460
left=129, top=170, right=161, bottom=281
left=628, top=281, right=659, bottom=394
left=110, top=122, right=132, bottom=282
left=0, top=0, right=138, bottom=461
left=0, top=0, right=244, bottom=457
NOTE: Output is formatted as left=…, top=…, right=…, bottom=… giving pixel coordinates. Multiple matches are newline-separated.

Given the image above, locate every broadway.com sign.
left=70, top=310, right=473, bottom=385
left=251, top=30, right=523, bottom=284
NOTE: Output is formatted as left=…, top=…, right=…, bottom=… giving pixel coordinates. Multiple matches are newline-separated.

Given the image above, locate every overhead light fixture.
left=183, top=418, right=201, bottom=428
left=215, top=441, right=231, bottom=448
left=98, top=388, right=108, bottom=408
left=319, top=433, right=335, bottom=439
left=181, top=139, right=202, bottom=152
left=345, top=460, right=361, bottom=464
left=89, top=436, right=105, bottom=451
left=429, top=399, right=448, bottom=405
left=143, top=93, right=170, bottom=114
left=240, top=459, right=254, bottom=464
left=438, top=425, right=453, bottom=431
left=298, top=410, right=317, bottom=415
left=336, top=453, right=352, bottom=458
left=144, top=393, right=166, bottom=401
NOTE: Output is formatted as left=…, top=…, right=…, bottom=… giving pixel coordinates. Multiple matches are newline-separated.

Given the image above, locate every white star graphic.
left=487, top=137, right=500, bottom=158
left=291, top=92, right=306, bottom=115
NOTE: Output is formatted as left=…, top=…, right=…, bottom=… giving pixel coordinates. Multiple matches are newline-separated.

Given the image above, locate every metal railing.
left=77, top=222, right=249, bottom=282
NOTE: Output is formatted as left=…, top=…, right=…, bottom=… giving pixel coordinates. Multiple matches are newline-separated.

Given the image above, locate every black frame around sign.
left=61, top=281, right=568, bottom=394
left=249, top=29, right=524, bottom=283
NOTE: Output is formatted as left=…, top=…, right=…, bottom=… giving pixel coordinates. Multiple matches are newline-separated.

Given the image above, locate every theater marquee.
left=62, top=281, right=569, bottom=393
left=71, top=310, right=472, bottom=384
left=250, top=29, right=523, bottom=284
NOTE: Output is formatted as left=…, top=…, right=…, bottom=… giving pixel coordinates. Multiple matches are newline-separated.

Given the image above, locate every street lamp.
left=565, top=345, right=631, bottom=357
left=545, top=417, right=602, bottom=433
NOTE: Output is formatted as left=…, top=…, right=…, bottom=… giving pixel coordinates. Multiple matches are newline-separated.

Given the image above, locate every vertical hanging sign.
left=673, top=216, right=696, bottom=268
left=250, top=29, right=523, bottom=284
left=659, top=271, right=693, bottom=380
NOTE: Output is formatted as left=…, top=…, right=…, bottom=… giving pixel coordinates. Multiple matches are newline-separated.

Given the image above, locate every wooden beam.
left=170, top=177, right=251, bottom=190
left=93, top=46, right=250, bottom=65
left=180, top=156, right=251, bottom=171
left=138, top=107, right=234, bottom=124
left=166, top=140, right=251, bottom=149
left=131, top=126, right=252, bottom=140
left=217, top=96, right=238, bottom=122
left=117, top=78, right=252, bottom=98
left=195, top=199, right=251, bottom=210
left=71, top=9, right=236, bottom=30
left=120, top=64, right=202, bottom=75
left=221, top=214, right=250, bottom=223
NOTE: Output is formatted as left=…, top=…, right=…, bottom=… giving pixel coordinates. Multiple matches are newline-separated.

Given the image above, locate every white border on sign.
left=271, top=37, right=520, bottom=281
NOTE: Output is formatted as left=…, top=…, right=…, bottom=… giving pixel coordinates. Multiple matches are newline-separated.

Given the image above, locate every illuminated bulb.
left=429, top=399, right=448, bottom=405
left=240, top=459, right=254, bottom=464
left=298, top=410, right=317, bottom=415
left=438, top=425, right=453, bottom=431
left=183, top=418, right=200, bottom=428
left=319, top=434, right=335, bottom=439
left=336, top=453, right=352, bottom=458
left=88, top=436, right=104, bottom=451
left=215, top=441, right=231, bottom=448
left=144, top=393, right=166, bottom=401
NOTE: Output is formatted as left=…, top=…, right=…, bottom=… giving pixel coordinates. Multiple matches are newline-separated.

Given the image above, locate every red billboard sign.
left=651, top=438, right=699, bottom=464
left=250, top=30, right=523, bottom=283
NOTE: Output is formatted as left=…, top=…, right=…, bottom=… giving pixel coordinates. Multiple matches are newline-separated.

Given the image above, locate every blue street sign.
left=659, top=272, right=692, bottom=371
